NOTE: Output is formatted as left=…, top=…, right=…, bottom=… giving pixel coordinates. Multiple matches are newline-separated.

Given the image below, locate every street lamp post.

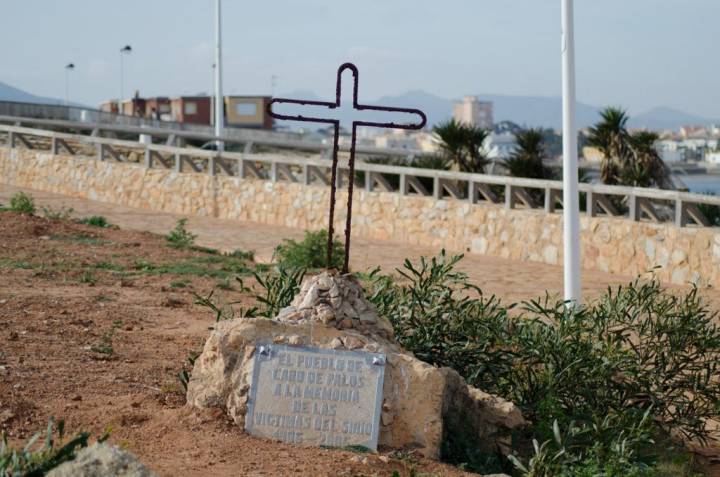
left=64, top=63, right=75, bottom=107
left=214, top=0, right=224, bottom=151
left=561, top=0, right=581, bottom=304
left=119, top=45, right=132, bottom=115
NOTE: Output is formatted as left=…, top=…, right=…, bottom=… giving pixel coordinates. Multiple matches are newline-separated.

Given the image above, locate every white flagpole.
left=561, top=0, right=581, bottom=303
left=214, top=0, right=225, bottom=151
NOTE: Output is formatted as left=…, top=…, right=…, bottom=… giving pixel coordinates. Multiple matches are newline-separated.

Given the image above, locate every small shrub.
left=170, top=280, right=189, bottom=289
left=77, top=216, right=111, bottom=228
left=41, top=205, right=74, bottom=221
left=9, top=192, right=35, bottom=215
left=274, top=229, right=344, bottom=270
left=365, top=252, right=719, bottom=475
left=0, top=417, right=97, bottom=476
left=237, top=267, right=306, bottom=318
left=79, top=271, right=96, bottom=285
left=227, top=249, right=255, bottom=261
left=165, top=218, right=197, bottom=249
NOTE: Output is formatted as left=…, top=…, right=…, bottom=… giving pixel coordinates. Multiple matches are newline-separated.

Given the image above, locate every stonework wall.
left=2, top=148, right=719, bottom=287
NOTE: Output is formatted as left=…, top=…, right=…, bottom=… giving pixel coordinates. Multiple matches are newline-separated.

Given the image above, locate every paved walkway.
left=1, top=183, right=641, bottom=304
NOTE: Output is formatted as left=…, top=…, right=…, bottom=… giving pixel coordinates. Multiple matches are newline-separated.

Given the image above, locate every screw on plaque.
left=258, top=345, right=271, bottom=357
left=371, top=356, right=385, bottom=366
left=267, top=63, right=427, bottom=273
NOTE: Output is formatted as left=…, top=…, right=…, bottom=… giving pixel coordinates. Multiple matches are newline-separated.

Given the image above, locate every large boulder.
left=47, top=442, right=157, bottom=477
left=187, top=271, right=524, bottom=459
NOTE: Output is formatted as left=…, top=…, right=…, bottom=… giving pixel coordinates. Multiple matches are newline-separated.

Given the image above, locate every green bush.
left=364, top=251, right=719, bottom=475
left=0, top=418, right=97, bottom=476
left=77, top=216, right=111, bottom=228
left=165, top=218, right=197, bottom=249
left=42, top=205, right=74, bottom=221
left=274, top=229, right=344, bottom=270
left=9, top=192, right=35, bottom=215
left=238, top=267, right=306, bottom=318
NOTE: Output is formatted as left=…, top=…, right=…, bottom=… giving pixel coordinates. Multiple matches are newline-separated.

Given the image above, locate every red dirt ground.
left=0, top=212, right=481, bottom=476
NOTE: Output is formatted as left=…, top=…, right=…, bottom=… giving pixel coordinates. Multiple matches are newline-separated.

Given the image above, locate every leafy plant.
left=0, top=418, right=98, bottom=477
left=77, top=216, right=111, bottom=228
left=41, top=205, right=74, bottom=221
left=165, top=218, right=197, bottom=249
left=237, top=267, right=306, bottom=318
left=9, top=192, right=36, bottom=215
left=364, top=252, right=719, bottom=475
left=274, top=229, right=344, bottom=270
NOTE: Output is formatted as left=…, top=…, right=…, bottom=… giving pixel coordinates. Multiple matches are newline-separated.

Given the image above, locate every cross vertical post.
left=268, top=63, right=426, bottom=273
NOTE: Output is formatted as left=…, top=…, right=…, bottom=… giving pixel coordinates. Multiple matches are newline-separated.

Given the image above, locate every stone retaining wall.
left=2, top=148, right=719, bottom=287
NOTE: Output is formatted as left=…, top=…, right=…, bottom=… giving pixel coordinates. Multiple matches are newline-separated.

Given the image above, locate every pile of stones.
left=276, top=271, right=394, bottom=340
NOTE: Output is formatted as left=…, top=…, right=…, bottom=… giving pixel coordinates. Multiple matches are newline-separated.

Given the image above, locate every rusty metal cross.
left=267, top=62, right=426, bottom=273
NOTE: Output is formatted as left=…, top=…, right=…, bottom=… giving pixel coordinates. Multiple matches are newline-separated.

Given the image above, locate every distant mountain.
left=273, top=88, right=718, bottom=132
left=628, top=107, right=715, bottom=130
left=0, top=80, right=67, bottom=105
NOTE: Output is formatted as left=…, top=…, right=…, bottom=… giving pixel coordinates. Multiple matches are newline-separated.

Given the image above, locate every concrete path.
left=0, top=183, right=642, bottom=304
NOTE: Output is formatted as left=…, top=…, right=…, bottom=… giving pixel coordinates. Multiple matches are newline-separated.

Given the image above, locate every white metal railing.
left=1, top=123, right=718, bottom=229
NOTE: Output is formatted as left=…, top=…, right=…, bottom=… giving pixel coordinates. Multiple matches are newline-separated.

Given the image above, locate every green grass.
left=8, top=192, right=35, bottom=214
left=49, top=234, right=110, bottom=246
left=76, top=216, right=112, bottom=228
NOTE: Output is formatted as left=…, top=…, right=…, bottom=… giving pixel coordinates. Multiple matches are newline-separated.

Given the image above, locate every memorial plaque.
left=245, top=343, right=386, bottom=450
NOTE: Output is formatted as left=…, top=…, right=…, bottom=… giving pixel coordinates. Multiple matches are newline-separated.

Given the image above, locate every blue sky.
left=3, top=0, right=718, bottom=117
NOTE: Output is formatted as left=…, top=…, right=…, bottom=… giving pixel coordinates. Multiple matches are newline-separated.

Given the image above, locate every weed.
left=90, top=321, right=122, bottom=356
left=77, top=216, right=111, bottom=228
left=170, top=280, right=189, bottom=289
left=165, top=218, right=197, bottom=249
left=41, top=205, right=74, bottom=221
left=79, top=271, right=96, bottom=285
left=9, top=192, right=35, bottom=215
left=227, top=249, right=255, bottom=261
left=0, top=417, right=99, bottom=476
left=237, top=267, right=305, bottom=318
left=178, top=351, right=200, bottom=392
left=274, top=229, right=344, bottom=270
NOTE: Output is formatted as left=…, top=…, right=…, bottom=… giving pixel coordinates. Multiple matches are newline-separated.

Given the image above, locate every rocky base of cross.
left=186, top=272, right=525, bottom=459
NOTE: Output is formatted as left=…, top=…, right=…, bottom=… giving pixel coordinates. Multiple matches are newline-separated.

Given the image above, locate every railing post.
left=208, top=156, right=216, bottom=177
left=399, top=174, right=408, bottom=196
left=433, top=177, right=441, bottom=199
left=586, top=190, right=596, bottom=217
left=365, top=172, right=374, bottom=192
left=96, top=143, right=105, bottom=161
left=270, top=162, right=279, bottom=182
left=468, top=182, right=476, bottom=204
left=675, top=199, right=687, bottom=228
left=505, top=185, right=516, bottom=209
left=303, top=164, right=312, bottom=185
left=143, top=149, right=153, bottom=168
left=51, top=137, right=59, bottom=154
left=628, top=195, right=640, bottom=221
left=7, top=132, right=15, bottom=149
left=544, top=188, right=555, bottom=213
left=174, top=153, right=182, bottom=173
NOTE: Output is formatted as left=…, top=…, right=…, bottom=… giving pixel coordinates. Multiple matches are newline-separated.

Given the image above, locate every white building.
left=484, top=132, right=516, bottom=160
left=453, top=96, right=493, bottom=130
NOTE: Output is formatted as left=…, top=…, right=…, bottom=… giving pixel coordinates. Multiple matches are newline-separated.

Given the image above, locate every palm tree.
left=433, top=120, right=490, bottom=173
left=504, top=128, right=551, bottom=179
left=587, top=107, right=672, bottom=189
left=626, top=131, right=673, bottom=189
left=587, top=107, right=633, bottom=185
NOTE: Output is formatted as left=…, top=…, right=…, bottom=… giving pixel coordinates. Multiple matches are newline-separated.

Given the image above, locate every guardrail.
left=0, top=106, right=434, bottom=160
left=1, top=124, right=718, bottom=229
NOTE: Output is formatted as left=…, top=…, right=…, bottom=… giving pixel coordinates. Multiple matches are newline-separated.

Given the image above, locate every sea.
left=681, top=175, right=720, bottom=195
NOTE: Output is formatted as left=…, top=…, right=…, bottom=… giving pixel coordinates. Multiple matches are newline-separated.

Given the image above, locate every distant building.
left=484, top=132, right=516, bottom=160
left=225, top=96, right=273, bottom=129
left=453, top=96, right=493, bottom=130
left=170, top=96, right=211, bottom=125
left=144, top=97, right=171, bottom=121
